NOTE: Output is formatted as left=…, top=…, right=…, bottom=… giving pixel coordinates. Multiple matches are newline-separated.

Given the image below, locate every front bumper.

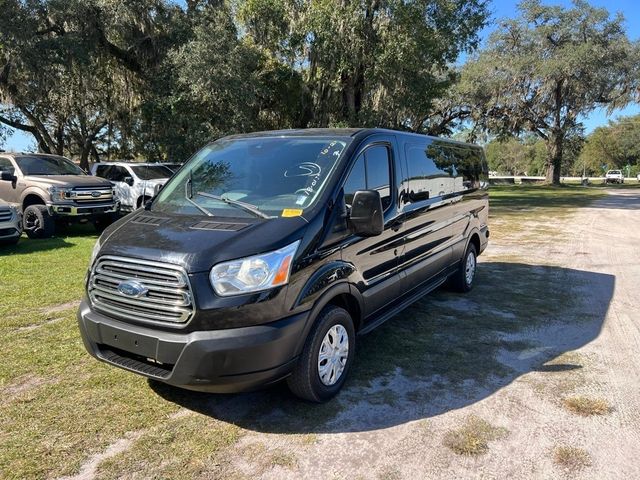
left=48, top=202, right=118, bottom=217
left=77, top=299, right=310, bottom=393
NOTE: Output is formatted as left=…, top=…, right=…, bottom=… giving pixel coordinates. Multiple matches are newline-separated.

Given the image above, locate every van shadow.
left=151, top=261, right=613, bottom=434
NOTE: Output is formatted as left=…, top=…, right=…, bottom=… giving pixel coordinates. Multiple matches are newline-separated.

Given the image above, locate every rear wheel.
left=449, top=242, right=477, bottom=293
left=287, top=305, right=355, bottom=402
left=23, top=205, right=55, bottom=239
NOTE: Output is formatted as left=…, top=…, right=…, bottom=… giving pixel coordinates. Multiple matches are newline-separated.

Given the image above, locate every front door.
left=0, top=157, right=20, bottom=206
left=340, top=136, right=404, bottom=318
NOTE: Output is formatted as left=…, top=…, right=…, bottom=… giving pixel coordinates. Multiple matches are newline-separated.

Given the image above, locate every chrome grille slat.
left=71, top=187, right=114, bottom=204
left=96, top=261, right=186, bottom=286
left=89, top=255, right=194, bottom=324
left=0, top=210, right=12, bottom=222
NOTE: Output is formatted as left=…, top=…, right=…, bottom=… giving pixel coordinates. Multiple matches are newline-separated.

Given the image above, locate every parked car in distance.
left=91, top=162, right=173, bottom=212
left=159, top=163, right=183, bottom=173
left=0, top=199, right=22, bottom=245
left=0, top=153, right=117, bottom=238
left=605, top=170, right=624, bottom=184
left=78, top=128, right=489, bottom=402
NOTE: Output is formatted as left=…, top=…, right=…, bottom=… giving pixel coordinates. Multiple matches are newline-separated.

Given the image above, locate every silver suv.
left=0, top=199, right=21, bottom=245
left=0, top=153, right=117, bottom=238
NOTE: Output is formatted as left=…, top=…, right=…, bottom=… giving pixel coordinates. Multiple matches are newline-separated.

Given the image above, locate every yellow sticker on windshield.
left=281, top=209, right=303, bottom=217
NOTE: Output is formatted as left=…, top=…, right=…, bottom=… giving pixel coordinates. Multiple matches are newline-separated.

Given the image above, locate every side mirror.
left=349, top=190, right=384, bottom=237
left=1, top=171, right=16, bottom=182
left=153, top=183, right=163, bottom=196
left=124, top=176, right=134, bottom=186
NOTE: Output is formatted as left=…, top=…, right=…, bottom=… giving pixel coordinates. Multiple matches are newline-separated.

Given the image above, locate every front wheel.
left=23, top=205, right=55, bottom=239
left=287, top=305, right=355, bottom=402
left=449, top=242, right=478, bottom=293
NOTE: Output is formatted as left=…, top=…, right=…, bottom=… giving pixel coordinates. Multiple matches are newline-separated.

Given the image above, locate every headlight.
left=49, top=186, right=73, bottom=202
left=210, top=240, right=300, bottom=296
left=89, top=238, right=101, bottom=267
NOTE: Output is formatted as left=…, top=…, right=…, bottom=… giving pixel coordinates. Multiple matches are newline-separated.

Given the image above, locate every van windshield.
left=152, top=136, right=350, bottom=218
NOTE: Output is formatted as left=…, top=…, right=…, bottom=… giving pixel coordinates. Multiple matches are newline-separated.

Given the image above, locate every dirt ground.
left=64, top=189, right=640, bottom=479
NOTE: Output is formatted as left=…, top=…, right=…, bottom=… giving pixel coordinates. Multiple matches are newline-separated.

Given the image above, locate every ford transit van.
left=78, top=128, right=489, bottom=402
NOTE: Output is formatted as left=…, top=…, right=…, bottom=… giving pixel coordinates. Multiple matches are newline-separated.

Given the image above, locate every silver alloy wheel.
left=317, top=324, right=349, bottom=386
left=465, top=251, right=476, bottom=286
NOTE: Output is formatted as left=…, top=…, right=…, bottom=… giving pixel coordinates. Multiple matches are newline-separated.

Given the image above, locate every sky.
left=3, top=0, right=640, bottom=151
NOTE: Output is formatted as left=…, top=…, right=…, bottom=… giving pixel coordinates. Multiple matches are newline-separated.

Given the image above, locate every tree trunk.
left=546, top=131, right=563, bottom=185
left=79, top=137, right=93, bottom=172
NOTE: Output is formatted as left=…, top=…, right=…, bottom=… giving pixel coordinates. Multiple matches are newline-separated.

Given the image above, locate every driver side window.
left=343, top=145, right=392, bottom=210
left=0, top=157, right=15, bottom=175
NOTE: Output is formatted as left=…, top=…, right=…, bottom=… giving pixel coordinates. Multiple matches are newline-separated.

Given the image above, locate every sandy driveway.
left=70, top=190, right=640, bottom=480
left=215, top=189, right=640, bottom=480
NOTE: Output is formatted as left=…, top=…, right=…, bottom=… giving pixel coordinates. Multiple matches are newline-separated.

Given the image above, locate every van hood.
left=98, top=210, right=309, bottom=273
left=24, top=175, right=112, bottom=188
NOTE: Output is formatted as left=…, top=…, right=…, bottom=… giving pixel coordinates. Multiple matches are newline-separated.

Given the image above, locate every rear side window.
left=343, top=145, right=392, bottom=210
left=406, top=141, right=485, bottom=201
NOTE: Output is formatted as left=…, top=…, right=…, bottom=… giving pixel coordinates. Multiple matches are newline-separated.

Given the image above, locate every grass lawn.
left=0, top=185, right=610, bottom=479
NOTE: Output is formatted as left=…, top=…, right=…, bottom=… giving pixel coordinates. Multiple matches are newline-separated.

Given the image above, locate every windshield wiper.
left=195, top=191, right=270, bottom=219
left=185, top=172, right=213, bottom=216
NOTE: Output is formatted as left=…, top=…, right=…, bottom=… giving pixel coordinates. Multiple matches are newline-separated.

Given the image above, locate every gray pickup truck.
left=0, top=152, right=117, bottom=238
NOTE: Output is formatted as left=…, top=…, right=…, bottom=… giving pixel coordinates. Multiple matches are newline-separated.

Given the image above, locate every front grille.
left=89, top=256, right=194, bottom=324
left=71, top=186, right=114, bottom=205
left=0, top=208, right=13, bottom=222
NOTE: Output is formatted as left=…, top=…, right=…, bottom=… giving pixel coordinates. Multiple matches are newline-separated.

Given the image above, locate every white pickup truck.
left=91, top=162, right=173, bottom=212
left=605, top=170, right=624, bottom=184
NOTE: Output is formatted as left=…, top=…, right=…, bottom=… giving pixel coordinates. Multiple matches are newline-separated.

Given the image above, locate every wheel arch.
left=293, top=282, right=364, bottom=357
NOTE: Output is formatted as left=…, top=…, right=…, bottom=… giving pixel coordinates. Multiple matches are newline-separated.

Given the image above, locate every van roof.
left=222, top=128, right=482, bottom=149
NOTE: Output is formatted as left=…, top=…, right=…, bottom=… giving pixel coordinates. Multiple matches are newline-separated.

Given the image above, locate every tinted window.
left=95, top=165, right=110, bottom=178
left=343, top=146, right=392, bottom=210
left=0, top=158, right=14, bottom=175
left=132, top=165, right=172, bottom=180
left=14, top=155, right=85, bottom=176
left=428, top=142, right=484, bottom=191
left=343, top=155, right=366, bottom=206
left=108, top=166, right=129, bottom=182
left=406, top=141, right=484, bottom=201
left=365, top=146, right=391, bottom=209
left=405, top=144, right=449, bottom=201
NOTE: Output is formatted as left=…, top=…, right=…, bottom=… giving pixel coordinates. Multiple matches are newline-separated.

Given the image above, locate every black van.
left=78, top=128, right=489, bottom=402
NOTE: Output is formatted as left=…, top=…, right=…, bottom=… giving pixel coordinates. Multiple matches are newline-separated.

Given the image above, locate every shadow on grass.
left=151, top=261, right=614, bottom=434
left=0, top=224, right=98, bottom=256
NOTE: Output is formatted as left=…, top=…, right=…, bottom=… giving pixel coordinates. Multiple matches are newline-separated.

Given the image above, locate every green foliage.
left=1, top=0, right=488, bottom=163
left=461, top=0, right=639, bottom=183
left=579, top=115, right=640, bottom=175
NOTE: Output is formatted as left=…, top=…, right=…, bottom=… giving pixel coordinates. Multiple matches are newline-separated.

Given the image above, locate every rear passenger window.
left=343, top=146, right=392, bottom=210
left=405, top=144, right=450, bottom=201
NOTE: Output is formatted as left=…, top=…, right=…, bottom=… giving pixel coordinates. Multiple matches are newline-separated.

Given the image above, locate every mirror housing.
left=123, top=176, right=134, bottom=186
left=0, top=171, right=16, bottom=182
left=349, top=190, right=384, bottom=237
left=153, top=183, right=163, bottom=196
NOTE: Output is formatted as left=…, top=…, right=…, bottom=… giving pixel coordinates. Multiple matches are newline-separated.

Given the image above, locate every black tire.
left=23, top=204, right=55, bottom=239
left=93, top=213, right=116, bottom=233
left=449, top=242, right=478, bottom=293
left=287, top=305, right=356, bottom=402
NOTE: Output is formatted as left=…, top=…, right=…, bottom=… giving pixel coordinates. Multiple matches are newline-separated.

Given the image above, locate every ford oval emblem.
left=117, top=280, right=148, bottom=298
left=91, top=191, right=101, bottom=198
